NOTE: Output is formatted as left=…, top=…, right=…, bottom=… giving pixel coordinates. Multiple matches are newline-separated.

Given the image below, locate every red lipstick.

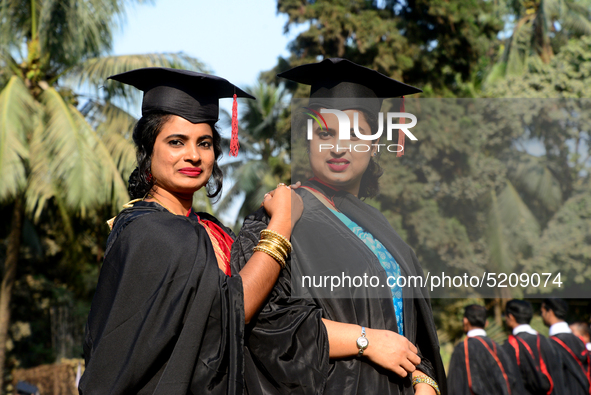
left=179, top=167, right=202, bottom=176
left=327, top=158, right=350, bottom=172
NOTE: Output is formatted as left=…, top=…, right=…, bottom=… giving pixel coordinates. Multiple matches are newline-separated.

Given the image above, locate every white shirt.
left=467, top=329, right=487, bottom=338
left=549, top=321, right=572, bottom=336
left=513, top=324, right=538, bottom=336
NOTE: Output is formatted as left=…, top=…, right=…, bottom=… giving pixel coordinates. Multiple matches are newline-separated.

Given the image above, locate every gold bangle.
left=253, top=245, right=286, bottom=268
left=411, top=376, right=440, bottom=395
left=257, top=239, right=288, bottom=258
left=260, top=229, right=291, bottom=250
left=262, top=237, right=291, bottom=256
left=259, top=245, right=286, bottom=267
left=260, top=229, right=292, bottom=253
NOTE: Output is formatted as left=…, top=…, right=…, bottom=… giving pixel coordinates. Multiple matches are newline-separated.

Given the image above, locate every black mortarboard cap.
left=278, top=58, right=422, bottom=156
left=277, top=58, right=421, bottom=114
left=108, top=67, right=255, bottom=156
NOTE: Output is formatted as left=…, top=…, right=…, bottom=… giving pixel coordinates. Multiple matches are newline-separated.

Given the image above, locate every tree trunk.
left=493, top=296, right=503, bottom=326
left=0, top=197, right=24, bottom=393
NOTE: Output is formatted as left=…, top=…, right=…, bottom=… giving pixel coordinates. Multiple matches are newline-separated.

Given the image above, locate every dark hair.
left=464, top=304, right=487, bottom=328
left=505, top=300, right=533, bottom=325
left=542, top=298, right=568, bottom=320
left=127, top=112, right=224, bottom=200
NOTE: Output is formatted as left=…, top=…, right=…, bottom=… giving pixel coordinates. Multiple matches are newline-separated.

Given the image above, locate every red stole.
left=551, top=336, right=591, bottom=395
left=187, top=210, right=233, bottom=276
left=464, top=336, right=511, bottom=395
left=508, top=334, right=554, bottom=394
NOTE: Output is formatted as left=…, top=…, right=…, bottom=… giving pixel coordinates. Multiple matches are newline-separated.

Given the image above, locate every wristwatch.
left=356, top=326, right=369, bottom=356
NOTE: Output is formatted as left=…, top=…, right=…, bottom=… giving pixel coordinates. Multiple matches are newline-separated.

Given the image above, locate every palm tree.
left=0, top=0, right=206, bottom=384
left=487, top=0, right=591, bottom=82
left=485, top=149, right=562, bottom=323
left=217, top=81, right=290, bottom=225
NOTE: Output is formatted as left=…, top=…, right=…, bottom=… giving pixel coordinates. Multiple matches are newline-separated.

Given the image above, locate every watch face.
left=357, top=337, right=369, bottom=349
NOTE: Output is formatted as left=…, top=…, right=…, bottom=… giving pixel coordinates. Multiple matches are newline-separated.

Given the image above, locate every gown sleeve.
left=80, top=212, right=244, bottom=395
left=230, top=208, right=330, bottom=395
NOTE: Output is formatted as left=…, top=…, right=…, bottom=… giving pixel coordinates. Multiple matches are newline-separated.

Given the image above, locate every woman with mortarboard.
left=231, top=59, right=447, bottom=395
left=79, top=68, right=302, bottom=395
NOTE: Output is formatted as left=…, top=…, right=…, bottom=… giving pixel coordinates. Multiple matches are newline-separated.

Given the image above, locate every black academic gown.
left=549, top=333, right=591, bottom=395
left=447, top=335, right=524, bottom=395
left=230, top=180, right=447, bottom=395
left=502, top=332, right=565, bottom=395
left=79, top=202, right=244, bottom=395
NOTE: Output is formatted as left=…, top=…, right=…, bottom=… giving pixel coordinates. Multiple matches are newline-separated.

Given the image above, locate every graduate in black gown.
left=542, top=299, right=591, bottom=395
left=230, top=58, right=446, bottom=395
left=447, top=305, right=524, bottom=395
left=502, top=299, right=564, bottom=395
left=79, top=68, right=300, bottom=395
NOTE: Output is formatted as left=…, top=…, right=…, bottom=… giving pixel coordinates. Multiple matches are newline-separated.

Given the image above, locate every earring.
left=372, top=152, right=377, bottom=157
left=146, top=171, right=153, bottom=183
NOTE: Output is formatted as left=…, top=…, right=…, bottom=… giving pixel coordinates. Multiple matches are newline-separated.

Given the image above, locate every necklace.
left=146, top=194, right=180, bottom=215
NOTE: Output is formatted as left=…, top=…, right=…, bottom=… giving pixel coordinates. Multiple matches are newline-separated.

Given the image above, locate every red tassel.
left=230, top=93, right=239, bottom=157
left=397, top=96, right=405, bottom=157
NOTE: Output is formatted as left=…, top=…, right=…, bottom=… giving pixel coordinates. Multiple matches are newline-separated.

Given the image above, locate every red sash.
left=551, top=336, right=591, bottom=395
left=508, top=334, right=554, bottom=394
left=465, top=336, right=511, bottom=395
left=189, top=210, right=233, bottom=276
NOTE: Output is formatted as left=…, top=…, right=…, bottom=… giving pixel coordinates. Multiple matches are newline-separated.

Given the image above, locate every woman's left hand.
left=261, top=183, right=304, bottom=230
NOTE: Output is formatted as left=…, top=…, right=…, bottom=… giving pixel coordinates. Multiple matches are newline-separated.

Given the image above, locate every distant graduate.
left=502, top=299, right=564, bottom=395
left=570, top=322, right=591, bottom=353
left=447, top=304, right=525, bottom=395
left=542, top=299, right=591, bottom=395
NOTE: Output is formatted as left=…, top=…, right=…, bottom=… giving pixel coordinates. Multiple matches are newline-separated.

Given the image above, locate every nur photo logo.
left=303, top=108, right=418, bottom=153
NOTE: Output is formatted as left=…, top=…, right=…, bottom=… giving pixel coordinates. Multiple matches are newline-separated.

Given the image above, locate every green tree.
left=487, top=0, right=591, bottom=81
left=0, top=0, right=205, bottom=385
left=272, top=0, right=503, bottom=96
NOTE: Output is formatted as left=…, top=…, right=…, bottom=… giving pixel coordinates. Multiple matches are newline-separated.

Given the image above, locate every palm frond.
left=37, top=88, right=102, bottom=216
left=71, top=107, right=130, bottom=210
left=93, top=102, right=137, bottom=177
left=0, top=76, right=36, bottom=201
left=505, top=17, right=534, bottom=76
left=38, top=0, right=153, bottom=71
left=216, top=160, right=270, bottom=213
left=0, top=0, right=30, bottom=60
left=66, top=53, right=209, bottom=101
left=0, top=52, right=21, bottom=84
left=486, top=180, right=541, bottom=273
left=484, top=62, right=507, bottom=86
left=486, top=188, right=514, bottom=273
left=506, top=153, right=562, bottom=212
left=102, top=131, right=136, bottom=180
left=561, top=8, right=591, bottom=36
left=26, top=119, right=57, bottom=219
left=497, top=181, right=541, bottom=238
